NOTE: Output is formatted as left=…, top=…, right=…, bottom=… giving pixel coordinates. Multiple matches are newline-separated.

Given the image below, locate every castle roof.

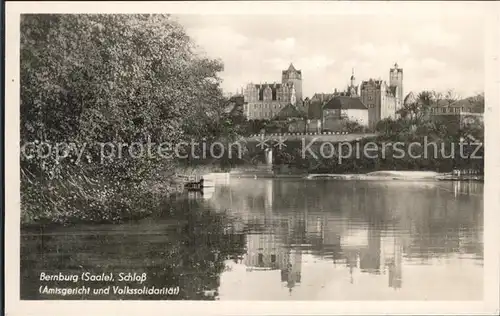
left=275, top=104, right=304, bottom=120
left=254, top=83, right=283, bottom=90
left=249, top=82, right=294, bottom=101
left=311, top=93, right=334, bottom=102
left=283, top=63, right=302, bottom=74
left=308, top=100, right=324, bottom=119
left=391, top=62, right=403, bottom=72
left=360, top=79, right=384, bottom=89
left=323, top=96, right=368, bottom=110
left=359, top=80, right=397, bottom=97
left=252, top=82, right=293, bottom=90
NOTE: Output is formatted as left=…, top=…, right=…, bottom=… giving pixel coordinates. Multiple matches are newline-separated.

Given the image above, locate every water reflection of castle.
left=333, top=225, right=403, bottom=289
left=244, top=231, right=303, bottom=293
left=218, top=178, right=482, bottom=291
left=242, top=223, right=403, bottom=291
left=244, top=234, right=302, bottom=290
left=237, top=180, right=403, bottom=291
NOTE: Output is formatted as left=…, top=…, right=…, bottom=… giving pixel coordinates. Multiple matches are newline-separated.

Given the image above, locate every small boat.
left=184, top=179, right=205, bottom=191
left=184, top=178, right=215, bottom=191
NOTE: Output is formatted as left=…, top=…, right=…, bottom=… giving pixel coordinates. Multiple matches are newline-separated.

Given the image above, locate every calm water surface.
left=21, top=178, right=483, bottom=300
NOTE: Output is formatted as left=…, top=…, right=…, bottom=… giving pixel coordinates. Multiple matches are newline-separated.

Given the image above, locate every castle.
left=306, top=63, right=404, bottom=130
left=243, top=63, right=303, bottom=120
left=358, top=63, right=404, bottom=128
left=241, top=62, right=405, bottom=130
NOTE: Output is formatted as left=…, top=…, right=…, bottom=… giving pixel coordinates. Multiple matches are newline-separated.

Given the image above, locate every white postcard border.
left=5, top=1, right=500, bottom=315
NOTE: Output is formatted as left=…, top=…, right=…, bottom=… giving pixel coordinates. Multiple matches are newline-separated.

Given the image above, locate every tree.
left=396, top=90, right=437, bottom=125
left=443, top=89, right=462, bottom=106
left=21, top=14, right=227, bottom=178
left=342, top=119, right=366, bottom=133
left=468, top=92, right=485, bottom=113
left=20, top=14, right=232, bottom=223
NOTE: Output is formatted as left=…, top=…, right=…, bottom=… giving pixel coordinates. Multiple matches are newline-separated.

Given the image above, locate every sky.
left=174, top=12, right=484, bottom=99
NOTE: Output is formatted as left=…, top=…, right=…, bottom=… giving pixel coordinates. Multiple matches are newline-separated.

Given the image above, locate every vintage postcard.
left=4, top=1, right=500, bottom=315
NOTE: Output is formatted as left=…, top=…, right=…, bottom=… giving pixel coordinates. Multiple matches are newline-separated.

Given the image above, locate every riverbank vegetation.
left=268, top=91, right=484, bottom=174
left=20, top=14, right=243, bottom=225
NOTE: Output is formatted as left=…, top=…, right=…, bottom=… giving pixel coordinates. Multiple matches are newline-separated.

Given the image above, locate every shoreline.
left=231, top=170, right=483, bottom=182
left=304, top=172, right=483, bottom=182
left=21, top=170, right=483, bottom=228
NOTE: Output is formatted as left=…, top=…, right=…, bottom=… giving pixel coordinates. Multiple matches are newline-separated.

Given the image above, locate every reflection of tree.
left=20, top=196, right=246, bottom=300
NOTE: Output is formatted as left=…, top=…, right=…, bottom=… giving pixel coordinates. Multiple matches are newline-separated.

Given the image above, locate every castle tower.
left=282, top=63, right=303, bottom=103
left=389, top=62, right=403, bottom=102
left=347, top=68, right=358, bottom=97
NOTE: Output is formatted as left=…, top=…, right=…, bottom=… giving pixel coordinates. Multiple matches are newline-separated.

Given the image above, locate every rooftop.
left=283, top=63, right=302, bottom=74
left=307, top=100, right=324, bottom=119
left=323, top=96, right=368, bottom=110
left=275, top=104, right=304, bottom=120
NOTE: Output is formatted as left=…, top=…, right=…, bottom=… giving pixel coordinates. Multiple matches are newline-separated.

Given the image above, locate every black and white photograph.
left=4, top=1, right=500, bottom=315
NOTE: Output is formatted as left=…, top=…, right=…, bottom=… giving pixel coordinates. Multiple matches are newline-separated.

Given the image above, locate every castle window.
left=258, top=253, right=264, bottom=265
left=271, top=255, right=276, bottom=263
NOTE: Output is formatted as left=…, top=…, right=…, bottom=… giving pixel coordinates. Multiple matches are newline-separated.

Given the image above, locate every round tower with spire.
left=348, top=67, right=358, bottom=97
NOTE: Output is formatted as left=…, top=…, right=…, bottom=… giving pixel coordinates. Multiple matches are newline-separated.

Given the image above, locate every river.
left=20, top=177, right=483, bottom=300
